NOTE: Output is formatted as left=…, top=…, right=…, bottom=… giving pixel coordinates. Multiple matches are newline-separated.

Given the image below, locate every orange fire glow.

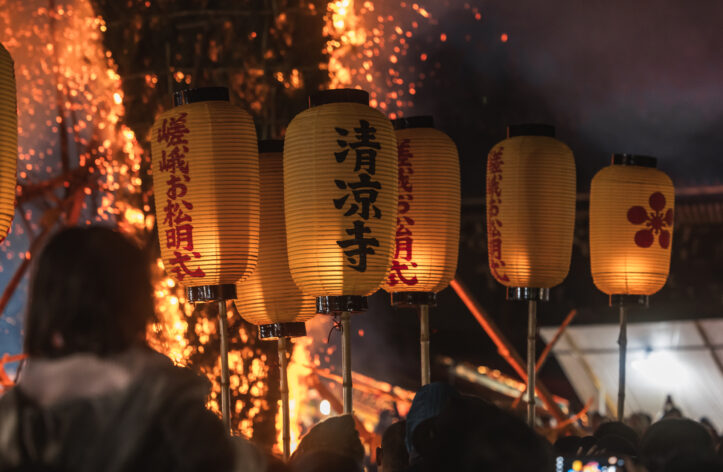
left=0, top=0, right=467, bottom=455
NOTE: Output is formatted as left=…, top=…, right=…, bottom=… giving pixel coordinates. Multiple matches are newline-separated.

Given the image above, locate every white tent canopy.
left=541, top=319, right=723, bottom=427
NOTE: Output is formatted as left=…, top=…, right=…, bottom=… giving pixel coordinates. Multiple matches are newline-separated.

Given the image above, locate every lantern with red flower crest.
left=589, top=153, right=675, bottom=420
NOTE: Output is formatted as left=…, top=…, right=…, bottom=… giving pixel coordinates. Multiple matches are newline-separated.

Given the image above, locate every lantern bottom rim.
left=390, top=291, right=437, bottom=308
left=186, top=284, right=238, bottom=303
left=316, top=296, right=368, bottom=315
left=259, top=322, right=307, bottom=340
left=506, top=287, right=550, bottom=302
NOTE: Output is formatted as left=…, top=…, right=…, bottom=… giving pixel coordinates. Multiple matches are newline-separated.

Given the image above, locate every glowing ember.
left=0, top=0, right=483, bottom=454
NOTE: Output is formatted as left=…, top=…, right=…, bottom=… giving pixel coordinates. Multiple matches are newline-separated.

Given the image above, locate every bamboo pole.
left=617, top=304, right=627, bottom=421
left=218, top=300, right=231, bottom=434
left=278, top=337, right=291, bottom=460
left=512, top=309, right=578, bottom=409
left=419, top=304, right=431, bottom=386
left=449, top=278, right=565, bottom=422
left=527, top=300, right=537, bottom=427
left=341, top=311, right=353, bottom=414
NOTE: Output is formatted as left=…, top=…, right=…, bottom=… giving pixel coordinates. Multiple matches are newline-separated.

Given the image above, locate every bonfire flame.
left=0, top=0, right=455, bottom=456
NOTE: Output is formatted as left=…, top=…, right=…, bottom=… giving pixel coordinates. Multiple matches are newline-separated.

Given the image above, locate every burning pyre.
left=0, top=0, right=487, bottom=457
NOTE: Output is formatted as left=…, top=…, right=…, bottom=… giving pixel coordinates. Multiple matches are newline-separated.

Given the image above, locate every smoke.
left=394, top=0, right=723, bottom=191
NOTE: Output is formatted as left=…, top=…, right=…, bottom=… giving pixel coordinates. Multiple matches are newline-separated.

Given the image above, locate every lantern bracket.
left=186, top=284, right=237, bottom=303
left=259, top=322, right=307, bottom=340
left=506, top=287, right=550, bottom=302
left=609, top=294, right=650, bottom=308
left=316, top=295, right=367, bottom=315
left=173, top=86, right=229, bottom=106
left=390, top=291, right=437, bottom=308
left=392, top=115, right=434, bottom=130
left=611, top=154, right=657, bottom=168
left=309, top=89, right=369, bottom=107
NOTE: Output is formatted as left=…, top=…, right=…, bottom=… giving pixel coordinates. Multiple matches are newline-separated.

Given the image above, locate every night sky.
left=407, top=0, right=723, bottom=194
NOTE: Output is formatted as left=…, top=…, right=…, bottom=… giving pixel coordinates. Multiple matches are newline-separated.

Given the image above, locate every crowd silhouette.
left=0, top=226, right=720, bottom=472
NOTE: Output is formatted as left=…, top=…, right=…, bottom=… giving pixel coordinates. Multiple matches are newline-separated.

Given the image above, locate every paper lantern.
left=0, top=43, right=17, bottom=243
left=590, top=154, right=674, bottom=297
left=486, top=124, right=576, bottom=300
left=234, top=140, right=316, bottom=339
left=151, top=87, right=260, bottom=301
left=381, top=116, right=460, bottom=304
left=284, top=89, right=398, bottom=310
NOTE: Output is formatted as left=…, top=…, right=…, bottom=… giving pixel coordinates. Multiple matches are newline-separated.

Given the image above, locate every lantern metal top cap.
left=185, top=284, right=237, bottom=303
left=259, top=322, right=307, bottom=340
left=392, top=115, right=435, bottom=130
left=309, top=89, right=369, bottom=107
left=506, top=287, right=550, bottom=302
left=173, top=87, right=230, bottom=107
left=507, top=123, right=555, bottom=138
left=611, top=153, right=657, bottom=168
left=258, top=139, right=284, bottom=154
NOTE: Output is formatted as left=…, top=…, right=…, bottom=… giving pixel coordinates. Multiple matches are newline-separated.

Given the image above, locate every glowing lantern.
left=381, top=116, right=460, bottom=386
left=151, top=87, right=260, bottom=432
left=234, top=140, right=316, bottom=458
left=0, top=43, right=17, bottom=242
left=151, top=87, right=259, bottom=295
left=284, top=89, right=398, bottom=412
left=486, top=124, right=576, bottom=298
left=486, top=124, right=576, bottom=427
left=589, top=153, right=674, bottom=421
left=234, top=140, right=316, bottom=339
left=590, top=154, right=674, bottom=298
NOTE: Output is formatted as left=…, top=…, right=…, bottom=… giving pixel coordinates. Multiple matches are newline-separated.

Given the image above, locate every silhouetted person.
left=411, top=394, right=553, bottom=472
left=0, top=226, right=234, bottom=472
left=378, top=421, right=408, bottom=472
left=289, top=415, right=364, bottom=472
left=592, top=421, right=639, bottom=456
left=641, top=418, right=717, bottom=472
left=405, top=381, right=460, bottom=467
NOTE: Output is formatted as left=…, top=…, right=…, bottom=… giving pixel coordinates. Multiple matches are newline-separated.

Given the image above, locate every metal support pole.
left=218, top=300, right=231, bottom=434
left=341, top=311, right=353, bottom=414
left=420, top=304, right=431, bottom=386
left=527, top=300, right=537, bottom=428
left=278, top=337, right=291, bottom=460
left=617, top=304, right=627, bottom=421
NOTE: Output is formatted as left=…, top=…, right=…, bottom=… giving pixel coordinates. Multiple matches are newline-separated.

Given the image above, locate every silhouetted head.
left=405, top=382, right=460, bottom=457
left=379, top=420, right=408, bottom=472
left=412, top=395, right=553, bottom=472
left=595, top=421, right=640, bottom=448
left=25, top=226, right=154, bottom=358
left=290, top=415, right=364, bottom=471
left=641, top=419, right=716, bottom=472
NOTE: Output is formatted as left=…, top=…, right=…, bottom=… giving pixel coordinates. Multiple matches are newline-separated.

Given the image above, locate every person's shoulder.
left=0, top=389, right=23, bottom=467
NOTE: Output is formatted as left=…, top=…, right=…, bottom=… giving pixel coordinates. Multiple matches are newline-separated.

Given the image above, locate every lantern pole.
left=218, top=299, right=231, bottom=434
left=257, top=321, right=307, bottom=459
left=278, top=336, right=291, bottom=460
left=187, top=285, right=237, bottom=435
left=341, top=311, right=353, bottom=414
left=419, top=304, right=431, bottom=386
left=617, top=303, right=627, bottom=421
left=527, top=299, right=537, bottom=427
left=507, top=287, right=547, bottom=429
left=317, top=296, right=367, bottom=415
left=390, top=292, right=437, bottom=386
